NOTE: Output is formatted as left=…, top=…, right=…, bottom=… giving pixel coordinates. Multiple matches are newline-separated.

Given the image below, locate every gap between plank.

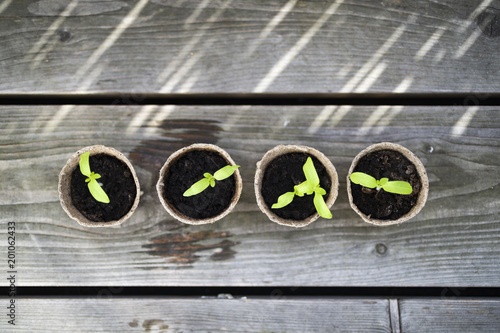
left=4, top=287, right=500, bottom=298
left=0, top=93, right=500, bottom=105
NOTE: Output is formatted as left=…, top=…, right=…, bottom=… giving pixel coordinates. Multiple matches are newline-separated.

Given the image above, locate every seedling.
left=79, top=152, right=110, bottom=203
left=272, top=157, right=332, bottom=219
left=183, top=165, right=240, bottom=197
left=350, top=172, right=412, bottom=195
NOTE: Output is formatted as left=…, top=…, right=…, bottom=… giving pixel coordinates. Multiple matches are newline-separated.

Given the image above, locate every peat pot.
left=157, top=144, right=242, bottom=225
left=347, top=142, right=429, bottom=226
left=59, top=145, right=140, bottom=227
left=255, top=145, right=339, bottom=228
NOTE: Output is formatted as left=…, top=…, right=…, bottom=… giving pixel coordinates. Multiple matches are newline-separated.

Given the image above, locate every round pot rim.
left=347, top=142, right=429, bottom=226
left=58, top=145, right=141, bottom=227
left=254, top=144, right=339, bottom=228
left=156, top=143, right=243, bottom=225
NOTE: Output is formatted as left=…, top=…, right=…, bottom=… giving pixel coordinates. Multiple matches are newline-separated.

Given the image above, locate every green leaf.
left=295, top=180, right=315, bottom=196
left=293, top=185, right=305, bottom=197
left=271, top=192, right=295, bottom=209
left=378, top=178, right=389, bottom=187
left=87, top=179, right=110, bottom=203
left=314, top=190, right=332, bottom=219
left=302, top=157, right=319, bottom=187
left=183, top=178, right=211, bottom=197
left=316, top=187, right=326, bottom=196
left=382, top=181, right=413, bottom=195
left=79, top=152, right=91, bottom=177
left=210, top=178, right=216, bottom=187
left=204, top=173, right=212, bottom=178
left=350, top=172, right=377, bottom=188
left=213, top=165, right=240, bottom=181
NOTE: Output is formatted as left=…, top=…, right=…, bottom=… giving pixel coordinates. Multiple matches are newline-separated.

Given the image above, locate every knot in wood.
left=476, top=7, right=500, bottom=37
left=376, top=243, right=388, bottom=255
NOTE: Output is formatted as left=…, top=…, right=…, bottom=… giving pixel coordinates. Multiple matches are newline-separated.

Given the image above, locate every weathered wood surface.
left=3, top=297, right=500, bottom=332
left=1, top=105, right=499, bottom=286
left=400, top=299, right=500, bottom=332
left=1, top=0, right=500, bottom=93
left=1, top=297, right=392, bottom=332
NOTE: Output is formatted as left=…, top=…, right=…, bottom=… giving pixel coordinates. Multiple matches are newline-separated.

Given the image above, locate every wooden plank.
left=1, top=0, right=499, bottom=93
left=400, top=299, right=500, bottom=332
left=1, top=105, right=500, bottom=286
left=1, top=297, right=391, bottom=332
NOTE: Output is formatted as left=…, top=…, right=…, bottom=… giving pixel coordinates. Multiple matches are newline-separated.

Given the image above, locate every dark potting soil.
left=70, top=154, right=137, bottom=222
left=163, top=150, right=236, bottom=219
left=351, top=149, right=422, bottom=220
left=261, top=153, right=331, bottom=220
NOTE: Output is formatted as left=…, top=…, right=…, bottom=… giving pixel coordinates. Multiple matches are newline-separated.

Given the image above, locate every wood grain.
left=1, top=297, right=391, bottom=332
left=1, top=0, right=499, bottom=93
left=400, top=299, right=500, bottom=332
left=0, top=105, right=499, bottom=286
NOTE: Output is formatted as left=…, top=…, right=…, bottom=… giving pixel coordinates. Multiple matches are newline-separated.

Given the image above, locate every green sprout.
left=79, top=152, right=110, bottom=203
left=349, top=172, right=412, bottom=195
left=272, top=157, right=332, bottom=219
left=183, top=165, right=240, bottom=197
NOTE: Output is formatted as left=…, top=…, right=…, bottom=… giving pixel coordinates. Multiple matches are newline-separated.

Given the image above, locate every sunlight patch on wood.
left=184, top=0, right=212, bottom=25
left=127, top=105, right=158, bottom=134
left=147, top=0, right=232, bottom=133
left=41, top=65, right=105, bottom=134
left=147, top=105, right=176, bottom=133
left=157, top=0, right=232, bottom=83
left=458, top=0, right=494, bottom=33
left=374, top=105, right=404, bottom=135
left=358, top=76, right=412, bottom=135
left=246, top=0, right=299, bottom=58
left=393, top=76, right=414, bottom=94
left=74, top=0, right=150, bottom=80
left=253, top=0, right=345, bottom=93
left=354, top=62, right=387, bottom=93
left=131, top=2, right=233, bottom=134
left=31, top=35, right=60, bottom=68
left=141, top=71, right=200, bottom=133
left=327, top=105, right=353, bottom=128
left=308, top=19, right=412, bottom=133
left=454, top=29, right=483, bottom=59
left=42, top=105, right=75, bottom=134
left=159, top=53, right=203, bottom=94
left=27, top=0, right=79, bottom=68
left=337, top=63, right=353, bottom=78
left=28, top=0, right=150, bottom=135
left=0, top=0, right=13, bottom=15
left=454, top=0, right=492, bottom=58
left=414, top=26, right=447, bottom=61
left=452, top=106, right=479, bottom=136
left=340, top=20, right=411, bottom=93
left=357, top=105, right=391, bottom=136
left=127, top=52, right=203, bottom=134
left=308, top=106, right=337, bottom=133
left=146, top=71, right=200, bottom=130
left=433, top=48, right=447, bottom=63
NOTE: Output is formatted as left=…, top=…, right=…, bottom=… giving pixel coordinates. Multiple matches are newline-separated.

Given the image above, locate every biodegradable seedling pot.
left=59, top=145, right=140, bottom=227
left=347, top=142, right=429, bottom=226
left=255, top=145, right=339, bottom=227
left=157, top=144, right=242, bottom=225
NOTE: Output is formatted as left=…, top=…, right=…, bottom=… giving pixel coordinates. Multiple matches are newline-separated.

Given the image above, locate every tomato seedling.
left=183, top=165, right=240, bottom=197
left=79, top=152, right=110, bottom=203
left=350, top=172, right=412, bottom=194
left=272, top=157, right=332, bottom=219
